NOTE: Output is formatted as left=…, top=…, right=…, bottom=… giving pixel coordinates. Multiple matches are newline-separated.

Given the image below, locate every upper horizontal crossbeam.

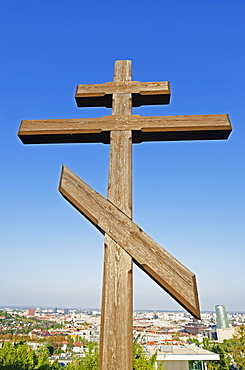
left=18, top=114, right=232, bottom=144
left=75, top=81, right=170, bottom=107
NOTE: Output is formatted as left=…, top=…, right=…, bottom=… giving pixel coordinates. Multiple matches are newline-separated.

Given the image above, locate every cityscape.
left=0, top=304, right=244, bottom=369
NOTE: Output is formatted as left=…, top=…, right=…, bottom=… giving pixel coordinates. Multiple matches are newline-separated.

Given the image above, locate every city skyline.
left=0, top=0, right=244, bottom=313
left=1, top=305, right=245, bottom=314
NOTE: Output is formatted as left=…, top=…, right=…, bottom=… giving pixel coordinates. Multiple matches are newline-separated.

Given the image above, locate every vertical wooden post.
left=99, top=60, right=133, bottom=369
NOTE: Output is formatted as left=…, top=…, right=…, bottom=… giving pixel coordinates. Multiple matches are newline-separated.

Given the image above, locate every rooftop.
left=146, top=345, right=220, bottom=361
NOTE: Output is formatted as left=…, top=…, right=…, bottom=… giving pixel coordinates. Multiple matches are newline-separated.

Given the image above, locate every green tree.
left=202, top=338, right=231, bottom=370
left=0, top=341, right=58, bottom=370
left=187, top=338, right=200, bottom=346
left=66, top=342, right=99, bottom=370
left=34, top=345, right=52, bottom=370
left=66, top=339, right=162, bottom=370
left=0, top=337, right=165, bottom=370
left=225, top=325, right=245, bottom=369
left=16, top=342, right=35, bottom=370
left=133, top=339, right=164, bottom=370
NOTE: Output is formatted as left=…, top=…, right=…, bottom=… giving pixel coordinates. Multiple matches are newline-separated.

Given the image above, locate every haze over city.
left=0, top=0, right=244, bottom=313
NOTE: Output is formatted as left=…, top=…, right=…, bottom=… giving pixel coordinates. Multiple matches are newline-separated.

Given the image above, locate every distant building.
left=216, top=327, right=235, bottom=342
left=91, top=324, right=100, bottom=343
left=202, top=328, right=217, bottom=341
left=153, top=311, right=158, bottom=319
left=202, top=306, right=235, bottom=343
left=184, top=321, right=204, bottom=335
left=28, top=308, right=36, bottom=316
left=215, top=305, right=229, bottom=329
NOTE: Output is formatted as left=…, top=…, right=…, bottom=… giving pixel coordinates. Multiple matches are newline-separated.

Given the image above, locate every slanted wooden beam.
left=18, top=114, right=232, bottom=144
left=75, top=81, right=170, bottom=107
left=59, top=165, right=201, bottom=319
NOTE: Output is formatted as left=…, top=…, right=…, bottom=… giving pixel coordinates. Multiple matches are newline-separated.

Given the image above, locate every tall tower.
left=215, top=305, right=229, bottom=329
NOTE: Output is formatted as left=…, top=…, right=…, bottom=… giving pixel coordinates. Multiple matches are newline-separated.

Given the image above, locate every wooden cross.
left=18, top=60, right=232, bottom=370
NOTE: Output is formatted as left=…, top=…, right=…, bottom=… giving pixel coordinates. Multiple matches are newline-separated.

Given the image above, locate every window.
left=189, top=360, right=206, bottom=370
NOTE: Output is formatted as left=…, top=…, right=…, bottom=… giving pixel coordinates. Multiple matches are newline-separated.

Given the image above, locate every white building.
left=145, top=344, right=219, bottom=370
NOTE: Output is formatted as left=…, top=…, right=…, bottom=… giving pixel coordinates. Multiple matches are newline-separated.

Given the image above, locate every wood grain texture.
left=99, top=60, right=133, bottom=370
left=75, top=80, right=170, bottom=107
left=18, top=59, right=233, bottom=368
left=18, top=114, right=232, bottom=144
left=59, top=165, right=201, bottom=320
left=100, top=132, right=133, bottom=370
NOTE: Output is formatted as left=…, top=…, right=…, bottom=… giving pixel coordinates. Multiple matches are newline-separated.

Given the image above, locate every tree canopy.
left=0, top=341, right=59, bottom=370
left=0, top=339, right=162, bottom=370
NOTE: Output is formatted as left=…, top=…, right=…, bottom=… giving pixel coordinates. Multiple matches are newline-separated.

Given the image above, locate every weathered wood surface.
left=18, top=59, right=234, bottom=370
left=99, top=60, right=133, bottom=370
left=18, top=114, right=232, bottom=144
left=75, top=80, right=170, bottom=107
left=59, top=165, right=201, bottom=319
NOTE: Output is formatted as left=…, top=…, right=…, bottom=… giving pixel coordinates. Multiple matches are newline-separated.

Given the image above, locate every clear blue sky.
left=0, top=0, right=244, bottom=313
